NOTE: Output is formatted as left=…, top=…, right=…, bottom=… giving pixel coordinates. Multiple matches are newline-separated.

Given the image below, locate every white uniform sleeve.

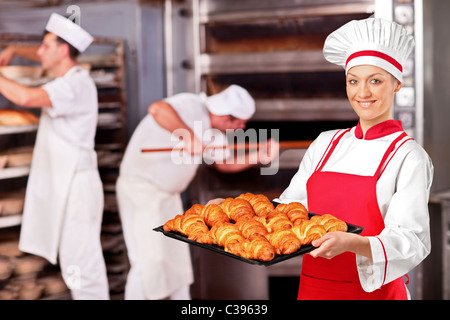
left=42, top=78, right=76, bottom=117
left=356, top=146, right=433, bottom=292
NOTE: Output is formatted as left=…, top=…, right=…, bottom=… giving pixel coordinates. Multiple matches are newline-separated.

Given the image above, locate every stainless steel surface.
left=199, top=2, right=374, bottom=24
left=200, top=50, right=341, bottom=75
left=254, top=98, right=356, bottom=121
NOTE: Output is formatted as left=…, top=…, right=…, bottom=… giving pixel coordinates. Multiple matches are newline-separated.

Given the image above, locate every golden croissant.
left=210, top=222, right=245, bottom=249
left=184, top=203, right=204, bottom=217
left=163, top=214, right=182, bottom=233
left=267, top=229, right=301, bottom=255
left=235, top=217, right=269, bottom=239
left=220, top=198, right=255, bottom=222
left=310, top=214, right=348, bottom=232
left=265, top=210, right=293, bottom=233
left=238, top=193, right=274, bottom=218
left=291, top=220, right=326, bottom=245
left=163, top=214, right=212, bottom=244
left=201, top=204, right=230, bottom=227
left=276, top=202, right=308, bottom=225
left=242, top=234, right=276, bottom=261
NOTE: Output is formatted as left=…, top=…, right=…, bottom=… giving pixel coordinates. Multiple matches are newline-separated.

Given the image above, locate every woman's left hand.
left=309, top=232, right=372, bottom=260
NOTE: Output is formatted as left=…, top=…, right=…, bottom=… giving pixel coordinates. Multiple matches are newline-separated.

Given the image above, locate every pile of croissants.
left=163, top=193, right=347, bottom=262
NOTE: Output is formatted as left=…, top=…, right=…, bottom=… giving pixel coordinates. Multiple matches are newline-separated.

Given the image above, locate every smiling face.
left=346, top=65, right=402, bottom=130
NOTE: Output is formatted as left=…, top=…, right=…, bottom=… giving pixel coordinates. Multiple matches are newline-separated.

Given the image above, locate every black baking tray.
left=154, top=213, right=364, bottom=267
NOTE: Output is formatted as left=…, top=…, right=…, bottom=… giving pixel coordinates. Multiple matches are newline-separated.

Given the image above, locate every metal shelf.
left=200, top=50, right=341, bottom=75
left=0, top=214, right=22, bottom=228
left=0, top=124, right=38, bottom=135
left=253, top=98, right=357, bottom=121
left=0, top=166, right=30, bottom=180
left=199, top=2, right=374, bottom=24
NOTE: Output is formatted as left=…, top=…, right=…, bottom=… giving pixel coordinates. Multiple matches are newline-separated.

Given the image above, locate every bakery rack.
left=0, top=33, right=130, bottom=300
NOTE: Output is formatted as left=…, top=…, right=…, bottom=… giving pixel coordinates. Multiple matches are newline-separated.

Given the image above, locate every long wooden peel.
left=141, top=140, right=312, bottom=153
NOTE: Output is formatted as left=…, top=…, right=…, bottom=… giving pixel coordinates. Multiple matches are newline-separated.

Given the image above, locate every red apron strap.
left=374, top=132, right=412, bottom=179
left=315, top=129, right=351, bottom=172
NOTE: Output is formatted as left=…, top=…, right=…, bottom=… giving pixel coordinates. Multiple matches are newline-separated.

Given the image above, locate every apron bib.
left=19, top=110, right=79, bottom=264
left=298, top=129, right=410, bottom=300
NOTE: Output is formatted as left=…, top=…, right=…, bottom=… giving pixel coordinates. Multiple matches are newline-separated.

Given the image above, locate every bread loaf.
left=0, top=109, right=39, bottom=126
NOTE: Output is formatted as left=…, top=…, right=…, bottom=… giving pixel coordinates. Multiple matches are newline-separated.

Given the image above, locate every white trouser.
left=58, top=170, right=110, bottom=300
left=116, top=175, right=193, bottom=300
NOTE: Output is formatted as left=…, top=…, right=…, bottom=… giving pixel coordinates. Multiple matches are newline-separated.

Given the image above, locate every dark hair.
left=43, top=30, right=80, bottom=60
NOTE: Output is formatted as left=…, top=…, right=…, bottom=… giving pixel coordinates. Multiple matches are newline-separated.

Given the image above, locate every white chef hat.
left=45, top=13, right=94, bottom=53
left=206, top=85, right=255, bottom=120
left=323, top=18, right=415, bottom=82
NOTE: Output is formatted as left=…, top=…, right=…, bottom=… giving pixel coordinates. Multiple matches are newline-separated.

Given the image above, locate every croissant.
left=220, top=198, right=255, bottom=222
left=200, top=204, right=230, bottom=227
left=184, top=203, right=204, bottom=216
left=235, top=217, right=268, bottom=239
left=163, top=214, right=183, bottom=233
left=238, top=193, right=274, bottom=217
left=225, top=242, right=248, bottom=257
left=310, top=214, right=348, bottom=232
left=267, top=229, right=301, bottom=255
left=291, top=220, right=326, bottom=245
left=163, top=214, right=212, bottom=244
left=242, top=234, right=276, bottom=261
left=276, top=202, right=308, bottom=225
left=265, top=210, right=293, bottom=233
left=210, top=222, right=245, bottom=249
left=253, top=215, right=268, bottom=228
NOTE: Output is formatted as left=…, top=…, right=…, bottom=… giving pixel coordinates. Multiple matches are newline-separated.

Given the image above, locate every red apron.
left=298, top=128, right=410, bottom=300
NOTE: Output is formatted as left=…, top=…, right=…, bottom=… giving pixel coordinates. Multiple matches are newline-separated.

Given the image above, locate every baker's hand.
left=0, top=47, right=15, bottom=66
left=309, top=232, right=353, bottom=259
left=309, top=232, right=372, bottom=260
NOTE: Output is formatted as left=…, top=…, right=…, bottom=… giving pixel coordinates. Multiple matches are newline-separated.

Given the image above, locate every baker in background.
left=0, top=13, right=109, bottom=299
left=117, top=85, right=278, bottom=300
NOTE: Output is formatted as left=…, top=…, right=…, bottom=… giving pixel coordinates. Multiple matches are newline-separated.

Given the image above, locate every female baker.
left=275, top=18, right=433, bottom=300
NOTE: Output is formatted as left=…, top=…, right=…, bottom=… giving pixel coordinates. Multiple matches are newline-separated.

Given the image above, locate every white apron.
left=19, top=110, right=79, bottom=264
left=116, top=175, right=194, bottom=300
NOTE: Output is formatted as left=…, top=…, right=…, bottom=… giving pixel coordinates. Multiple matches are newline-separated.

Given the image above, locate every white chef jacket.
left=275, top=120, right=433, bottom=293
left=42, top=66, right=98, bottom=170
left=120, top=92, right=229, bottom=193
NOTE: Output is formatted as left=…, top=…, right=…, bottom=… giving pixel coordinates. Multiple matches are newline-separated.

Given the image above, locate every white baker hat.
left=206, top=85, right=255, bottom=120
left=45, top=13, right=94, bottom=53
left=323, top=18, right=415, bottom=82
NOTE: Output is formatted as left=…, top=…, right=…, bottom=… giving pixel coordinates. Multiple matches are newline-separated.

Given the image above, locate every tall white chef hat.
left=206, top=85, right=255, bottom=120
left=323, top=18, right=415, bottom=82
left=45, top=13, right=94, bottom=53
